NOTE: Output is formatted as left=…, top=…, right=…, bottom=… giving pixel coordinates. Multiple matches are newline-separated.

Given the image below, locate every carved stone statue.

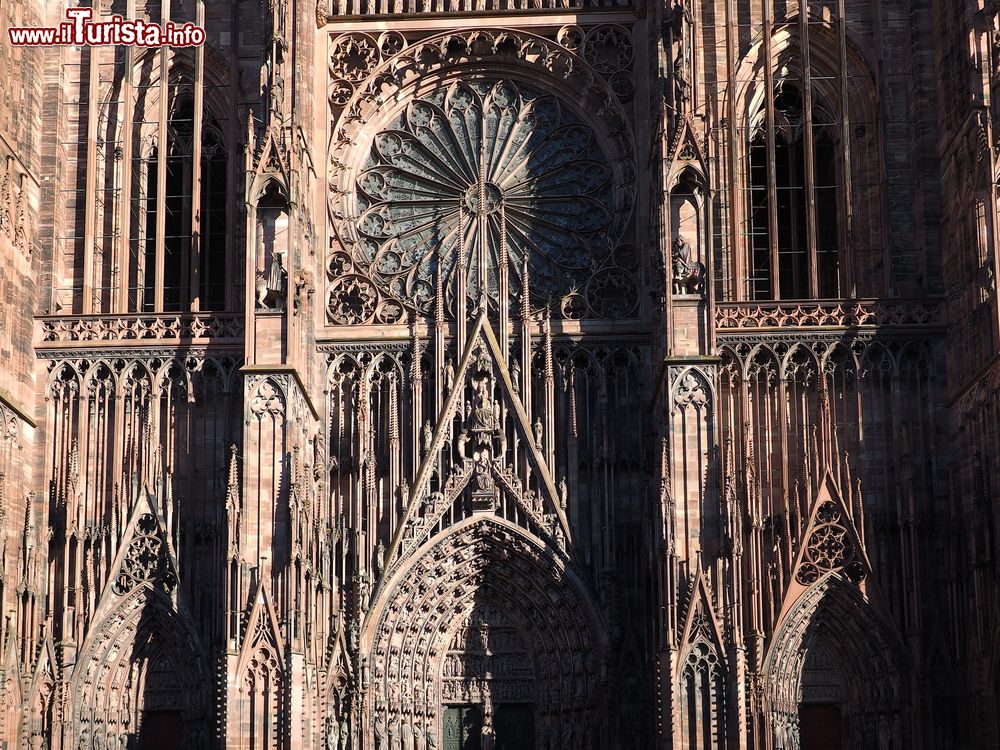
left=444, top=361, right=455, bottom=392
left=671, top=235, right=706, bottom=294
left=339, top=717, right=350, bottom=750
left=374, top=712, right=387, bottom=750
left=326, top=714, right=340, bottom=750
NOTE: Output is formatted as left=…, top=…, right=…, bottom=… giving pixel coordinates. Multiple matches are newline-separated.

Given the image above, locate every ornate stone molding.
left=715, top=299, right=945, bottom=331
left=37, top=313, right=244, bottom=345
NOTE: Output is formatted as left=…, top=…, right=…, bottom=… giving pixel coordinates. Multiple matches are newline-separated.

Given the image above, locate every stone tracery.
left=354, top=79, right=617, bottom=311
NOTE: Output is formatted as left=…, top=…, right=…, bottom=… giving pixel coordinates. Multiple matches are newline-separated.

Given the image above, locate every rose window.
left=351, top=79, right=625, bottom=312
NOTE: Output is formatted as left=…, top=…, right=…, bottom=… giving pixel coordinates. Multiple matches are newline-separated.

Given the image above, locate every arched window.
left=136, top=91, right=230, bottom=312
left=201, top=129, right=228, bottom=310
left=745, top=80, right=842, bottom=300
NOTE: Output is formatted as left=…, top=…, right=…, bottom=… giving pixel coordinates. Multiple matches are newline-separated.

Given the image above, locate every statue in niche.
left=444, top=361, right=455, bottom=392
left=671, top=235, right=705, bottom=295
left=326, top=715, right=339, bottom=750
left=256, top=247, right=287, bottom=310
left=339, top=717, right=350, bottom=750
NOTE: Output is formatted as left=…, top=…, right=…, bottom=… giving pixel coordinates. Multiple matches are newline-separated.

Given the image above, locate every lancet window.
left=133, top=90, right=230, bottom=313
left=745, top=79, right=842, bottom=301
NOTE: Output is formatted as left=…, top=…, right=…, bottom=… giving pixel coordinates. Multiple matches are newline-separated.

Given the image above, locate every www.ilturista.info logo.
left=8, top=8, right=205, bottom=47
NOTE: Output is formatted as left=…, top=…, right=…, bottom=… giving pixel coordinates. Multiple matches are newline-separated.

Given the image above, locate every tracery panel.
left=326, top=27, right=641, bottom=325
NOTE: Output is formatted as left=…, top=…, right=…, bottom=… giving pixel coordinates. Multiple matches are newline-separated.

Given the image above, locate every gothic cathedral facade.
left=0, top=0, right=998, bottom=747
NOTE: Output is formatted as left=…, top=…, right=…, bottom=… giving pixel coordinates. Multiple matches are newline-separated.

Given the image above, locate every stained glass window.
left=353, top=79, right=617, bottom=312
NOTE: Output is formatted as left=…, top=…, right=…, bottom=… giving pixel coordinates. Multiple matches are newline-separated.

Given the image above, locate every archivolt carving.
left=70, top=585, right=209, bottom=748
left=763, top=578, right=909, bottom=749
left=365, top=516, right=605, bottom=748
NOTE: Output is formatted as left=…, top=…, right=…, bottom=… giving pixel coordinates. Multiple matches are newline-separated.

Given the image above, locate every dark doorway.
left=799, top=703, right=843, bottom=750
left=443, top=705, right=482, bottom=750
left=494, top=704, right=534, bottom=749
left=137, top=710, right=184, bottom=750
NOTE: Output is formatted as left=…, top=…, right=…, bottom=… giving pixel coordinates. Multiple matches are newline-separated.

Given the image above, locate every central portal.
left=442, top=705, right=535, bottom=750
left=441, top=605, right=535, bottom=749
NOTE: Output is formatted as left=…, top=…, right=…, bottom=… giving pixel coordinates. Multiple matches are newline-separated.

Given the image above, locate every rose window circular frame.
left=347, top=79, right=626, bottom=312
left=327, top=30, right=638, bottom=322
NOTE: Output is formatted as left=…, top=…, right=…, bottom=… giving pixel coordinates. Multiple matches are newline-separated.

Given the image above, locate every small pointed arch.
left=667, top=115, right=709, bottom=187
left=820, top=342, right=859, bottom=378
left=236, top=580, right=286, bottom=679
left=718, top=345, right=744, bottom=388
left=896, top=340, right=934, bottom=381
left=0, top=627, right=22, bottom=749
left=675, top=560, right=729, bottom=750
left=745, top=343, right=781, bottom=386
left=561, top=345, right=602, bottom=383
left=190, top=356, right=232, bottom=400
left=152, top=357, right=193, bottom=402
left=249, top=135, right=291, bottom=207
left=670, top=365, right=715, bottom=412
left=781, top=343, right=821, bottom=386
left=21, top=636, right=56, bottom=747
left=858, top=341, right=896, bottom=383
left=46, top=361, right=82, bottom=398
left=678, top=561, right=728, bottom=664
left=234, top=580, right=287, bottom=750
left=364, top=350, right=406, bottom=387
left=78, top=359, right=117, bottom=398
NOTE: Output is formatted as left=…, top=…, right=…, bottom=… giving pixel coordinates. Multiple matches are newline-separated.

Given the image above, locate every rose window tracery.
left=351, top=79, right=627, bottom=314
left=113, top=514, right=176, bottom=595
left=796, top=501, right=866, bottom=585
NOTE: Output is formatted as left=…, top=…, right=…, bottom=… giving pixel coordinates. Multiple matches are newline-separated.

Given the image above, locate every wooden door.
left=137, top=710, right=184, bottom=750
left=494, top=704, right=534, bottom=750
left=799, top=703, right=843, bottom=750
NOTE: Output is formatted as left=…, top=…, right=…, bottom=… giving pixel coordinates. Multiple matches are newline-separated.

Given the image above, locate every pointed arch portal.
left=763, top=576, right=910, bottom=750
left=364, top=516, right=606, bottom=749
